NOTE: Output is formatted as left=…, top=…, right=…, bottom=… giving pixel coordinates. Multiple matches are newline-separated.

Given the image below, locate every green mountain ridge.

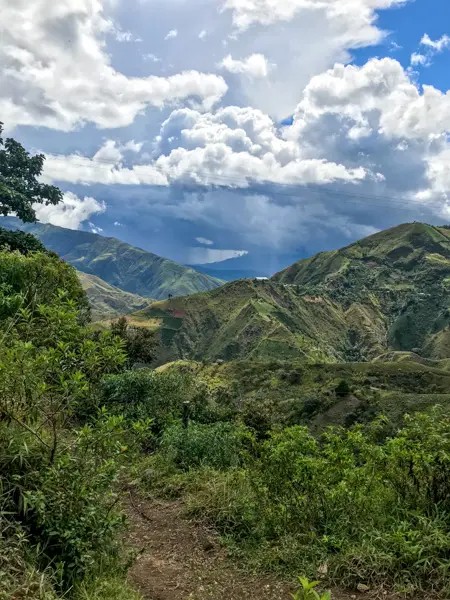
left=135, top=222, right=450, bottom=363
left=77, top=271, right=154, bottom=321
left=1, top=218, right=223, bottom=300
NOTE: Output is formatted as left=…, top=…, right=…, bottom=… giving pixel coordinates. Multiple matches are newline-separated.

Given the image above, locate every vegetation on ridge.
left=134, top=222, right=450, bottom=364
left=1, top=216, right=224, bottom=300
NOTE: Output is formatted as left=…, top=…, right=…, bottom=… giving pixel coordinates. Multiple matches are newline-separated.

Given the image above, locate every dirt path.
left=125, top=493, right=292, bottom=599
left=124, top=491, right=360, bottom=600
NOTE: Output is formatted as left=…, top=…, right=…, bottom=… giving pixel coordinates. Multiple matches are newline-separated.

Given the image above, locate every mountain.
left=1, top=218, right=223, bottom=300
left=132, top=222, right=450, bottom=363
left=77, top=271, right=153, bottom=321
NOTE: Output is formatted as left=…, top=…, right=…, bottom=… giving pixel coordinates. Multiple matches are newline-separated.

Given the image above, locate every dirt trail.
left=125, top=492, right=359, bottom=600
left=125, top=493, right=291, bottom=600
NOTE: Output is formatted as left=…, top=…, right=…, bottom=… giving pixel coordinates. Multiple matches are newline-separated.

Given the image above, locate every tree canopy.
left=0, top=122, right=62, bottom=222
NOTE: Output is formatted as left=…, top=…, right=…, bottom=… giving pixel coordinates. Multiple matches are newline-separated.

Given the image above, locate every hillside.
left=159, top=358, right=450, bottom=430
left=134, top=222, right=450, bottom=362
left=77, top=271, right=154, bottom=321
left=1, top=218, right=223, bottom=300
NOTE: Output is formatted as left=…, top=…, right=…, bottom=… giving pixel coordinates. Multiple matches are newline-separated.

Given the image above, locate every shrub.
left=101, top=369, right=192, bottom=431
left=182, top=411, right=450, bottom=595
left=335, top=380, right=350, bottom=397
left=161, top=421, right=252, bottom=471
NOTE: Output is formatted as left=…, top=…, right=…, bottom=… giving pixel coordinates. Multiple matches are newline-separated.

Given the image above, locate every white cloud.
left=410, top=52, right=429, bottom=67
left=113, top=221, right=123, bottom=227
left=215, top=0, right=412, bottom=117
left=198, top=30, right=207, bottom=40
left=421, top=33, right=450, bottom=52
left=188, top=247, right=248, bottom=264
left=195, top=237, right=214, bottom=245
left=43, top=148, right=168, bottom=186
left=223, top=0, right=407, bottom=31
left=89, top=222, right=104, bottom=234
left=143, top=53, right=161, bottom=63
left=289, top=58, right=450, bottom=141
left=165, top=29, right=178, bottom=40
left=220, top=54, right=271, bottom=78
left=109, top=26, right=142, bottom=43
left=42, top=56, right=450, bottom=214
left=410, top=33, right=450, bottom=68
left=35, top=192, right=106, bottom=230
left=0, top=0, right=227, bottom=131
left=122, top=140, right=144, bottom=153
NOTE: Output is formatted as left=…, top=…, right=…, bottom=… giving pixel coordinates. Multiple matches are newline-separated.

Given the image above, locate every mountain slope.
left=77, top=271, right=154, bottom=321
left=1, top=218, right=223, bottom=300
left=134, top=223, right=450, bottom=363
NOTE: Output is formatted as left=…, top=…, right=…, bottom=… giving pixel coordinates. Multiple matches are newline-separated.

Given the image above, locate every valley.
left=130, top=222, right=450, bottom=364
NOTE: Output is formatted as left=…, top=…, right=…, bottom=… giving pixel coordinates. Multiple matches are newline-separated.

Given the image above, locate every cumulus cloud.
left=35, top=192, right=106, bottom=230
left=410, top=33, right=450, bottom=68
left=421, top=33, right=450, bottom=52
left=223, top=0, right=407, bottom=31
left=43, top=107, right=366, bottom=187
left=165, top=29, right=178, bottom=40
left=0, top=0, right=227, bottom=131
left=43, top=57, right=450, bottom=205
left=219, top=54, right=270, bottom=78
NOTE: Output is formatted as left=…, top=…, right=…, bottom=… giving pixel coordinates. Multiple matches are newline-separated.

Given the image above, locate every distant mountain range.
left=130, top=223, right=450, bottom=363
left=1, top=218, right=223, bottom=300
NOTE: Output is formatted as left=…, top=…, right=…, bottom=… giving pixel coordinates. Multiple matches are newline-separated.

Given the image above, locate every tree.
left=0, top=122, right=62, bottom=222
left=111, top=316, right=158, bottom=366
left=0, top=227, right=46, bottom=254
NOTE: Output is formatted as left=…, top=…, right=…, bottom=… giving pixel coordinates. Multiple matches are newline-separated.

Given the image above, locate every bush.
left=0, top=249, right=90, bottom=322
left=161, top=421, right=252, bottom=471
left=335, top=379, right=350, bottom=397
left=100, top=369, right=192, bottom=431
left=181, top=411, right=450, bottom=595
left=1, top=415, right=131, bottom=591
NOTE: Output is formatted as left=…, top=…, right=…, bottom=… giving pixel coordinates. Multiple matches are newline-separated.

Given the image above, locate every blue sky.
left=1, top=0, right=450, bottom=273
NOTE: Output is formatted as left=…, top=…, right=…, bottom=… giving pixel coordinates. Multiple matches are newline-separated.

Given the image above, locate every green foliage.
left=0, top=513, right=58, bottom=600
left=0, top=248, right=130, bottom=595
left=0, top=249, right=90, bottom=322
left=101, top=368, right=192, bottom=428
left=0, top=123, right=63, bottom=222
left=0, top=226, right=47, bottom=254
left=111, top=316, right=158, bottom=366
left=178, top=410, right=450, bottom=596
left=21, top=417, right=128, bottom=589
left=161, top=421, right=252, bottom=471
left=292, top=578, right=331, bottom=600
left=335, top=379, right=350, bottom=397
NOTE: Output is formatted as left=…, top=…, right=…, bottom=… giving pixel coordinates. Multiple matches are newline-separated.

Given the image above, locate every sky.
left=1, top=0, right=450, bottom=273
